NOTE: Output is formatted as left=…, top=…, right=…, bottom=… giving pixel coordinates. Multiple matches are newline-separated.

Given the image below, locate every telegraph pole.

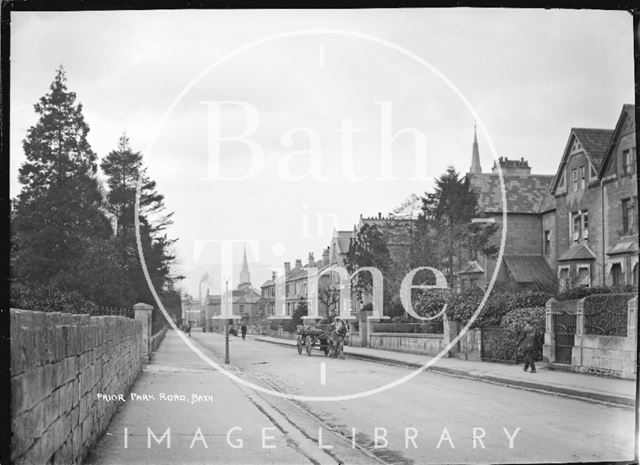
left=224, top=279, right=230, bottom=364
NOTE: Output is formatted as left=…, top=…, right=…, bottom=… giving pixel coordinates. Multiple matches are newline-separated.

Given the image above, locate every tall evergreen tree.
left=100, top=134, right=180, bottom=305
left=420, top=165, right=497, bottom=284
left=12, top=67, right=114, bottom=295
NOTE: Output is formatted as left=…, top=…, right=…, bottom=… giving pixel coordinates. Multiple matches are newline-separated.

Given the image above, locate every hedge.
left=498, top=307, right=545, bottom=361
left=555, top=284, right=636, bottom=301
left=10, top=281, right=99, bottom=314
left=443, top=288, right=550, bottom=329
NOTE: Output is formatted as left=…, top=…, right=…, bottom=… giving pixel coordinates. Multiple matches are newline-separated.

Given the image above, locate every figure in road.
left=518, top=318, right=537, bottom=373
left=241, top=322, right=247, bottom=340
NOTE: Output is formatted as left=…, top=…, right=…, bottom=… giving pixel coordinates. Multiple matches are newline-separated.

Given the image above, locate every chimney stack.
left=378, top=212, right=382, bottom=219
left=322, top=247, right=330, bottom=266
left=284, top=262, right=291, bottom=274
left=295, top=259, right=302, bottom=269
left=308, top=252, right=315, bottom=267
left=271, top=271, right=277, bottom=280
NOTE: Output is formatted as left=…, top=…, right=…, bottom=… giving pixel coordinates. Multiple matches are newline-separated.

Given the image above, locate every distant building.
left=181, top=294, right=201, bottom=327
left=203, top=245, right=261, bottom=331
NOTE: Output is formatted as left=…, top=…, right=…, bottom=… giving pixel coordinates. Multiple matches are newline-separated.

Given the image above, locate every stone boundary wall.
left=11, top=309, right=143, bottom=465
left=544, top=295, right=637, bottom=379
left=368, top=333, right=444, bottom=356
left=151, top=325, right=169, bottom=352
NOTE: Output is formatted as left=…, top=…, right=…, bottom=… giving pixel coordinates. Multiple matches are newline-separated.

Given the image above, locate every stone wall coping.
left=371, top=332, right=444, bottom=339
left=133, top=302, right=153, bottom=311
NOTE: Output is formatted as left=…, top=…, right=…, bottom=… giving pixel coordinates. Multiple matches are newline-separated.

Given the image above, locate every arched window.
left=611, top=263, right=623, bottom=286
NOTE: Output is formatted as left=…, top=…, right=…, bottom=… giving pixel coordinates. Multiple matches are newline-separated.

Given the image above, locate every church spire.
left=470, top=124, right=482, bottom=174
left=239, top=244, right=251, bottom=286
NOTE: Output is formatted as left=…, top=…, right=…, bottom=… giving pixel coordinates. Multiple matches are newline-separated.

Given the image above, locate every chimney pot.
left=308, top=252, right=314, bottom=267
left=322, top=247, right=330, bottom=266
left=378, top=212, right=382, bottom=219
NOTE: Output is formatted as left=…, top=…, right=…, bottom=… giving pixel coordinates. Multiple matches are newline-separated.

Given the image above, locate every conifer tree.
left=12, top=67, right=113, bottom=293
left=100, top=134, right=180, bottom=305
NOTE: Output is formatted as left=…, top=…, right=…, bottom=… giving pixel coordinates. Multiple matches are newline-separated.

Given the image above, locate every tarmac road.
left=191, top=331, right=635, bottom=464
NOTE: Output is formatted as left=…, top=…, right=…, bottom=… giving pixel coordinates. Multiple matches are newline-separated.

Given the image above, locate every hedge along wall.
left=11, top=309, right=143, bottom=465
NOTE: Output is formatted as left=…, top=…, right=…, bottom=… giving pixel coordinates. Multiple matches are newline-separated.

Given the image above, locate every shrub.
left=554, top=284, right=637, bottom=302
left=10, top=281, right=99, bottom=314
left=283, top=299, right=307, bottom=332
left=446, top=288, right=550, bottom=329
left=499, top=307, right=545, bottom=361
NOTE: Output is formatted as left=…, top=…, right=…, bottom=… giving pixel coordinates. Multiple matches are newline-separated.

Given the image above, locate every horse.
left=327, top=319, right=349, bottom=359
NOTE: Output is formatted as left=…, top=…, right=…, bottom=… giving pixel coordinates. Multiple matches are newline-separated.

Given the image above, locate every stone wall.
left=368, top=333, right=444, bottom=356
left=11, top=309, right=143, bottom=465
left=151, top=325, right=168, bottom=352
left=544, top=296, right=637, bottom=379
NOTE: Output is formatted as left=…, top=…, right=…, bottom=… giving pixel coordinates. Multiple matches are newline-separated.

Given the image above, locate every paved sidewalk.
left=254, top=335, right=637, bottom=407
left=86, top=330, right=320, bottom=465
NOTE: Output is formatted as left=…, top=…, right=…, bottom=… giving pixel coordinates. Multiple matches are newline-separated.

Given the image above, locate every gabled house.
left=599, top=104, right=638, bottom=286
left=547, top=127, right=614, bottom=290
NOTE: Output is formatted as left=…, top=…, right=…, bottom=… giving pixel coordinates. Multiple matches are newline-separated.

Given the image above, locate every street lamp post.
left=224, top=279, right=230, bottom=364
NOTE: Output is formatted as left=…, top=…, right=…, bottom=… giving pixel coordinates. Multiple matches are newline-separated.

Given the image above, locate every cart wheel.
left=305, top=336, right=313, bottom=356
left=296, top=336, right=303, bottom=355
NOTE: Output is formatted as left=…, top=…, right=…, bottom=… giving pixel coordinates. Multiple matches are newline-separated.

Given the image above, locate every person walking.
left=241, top=322, right=247, bottom=341
left=518, top=318, right=537, bottom=373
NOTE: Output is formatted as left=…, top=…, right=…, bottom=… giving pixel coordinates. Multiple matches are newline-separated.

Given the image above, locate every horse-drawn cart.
left=296, top=324, right=331, bottom=356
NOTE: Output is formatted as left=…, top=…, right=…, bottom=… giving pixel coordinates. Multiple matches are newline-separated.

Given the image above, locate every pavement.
left=86, top=329, right=362, bottom=465
left=254, top=335, right=637, bottom=408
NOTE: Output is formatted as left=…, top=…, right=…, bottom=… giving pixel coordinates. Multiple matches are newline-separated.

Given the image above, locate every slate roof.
left=538, top=186, right=556, bottom=213
left=572, top=128, right=614, bottom=170
left=557, top=244, right=596, bottom=261
left=598, top=105, right=635, bottom=177
left=607, top=237, right=639, bottom=256
left=468, top=173, right=554, bottom=214
left=502, top=255, right=557, bottom=288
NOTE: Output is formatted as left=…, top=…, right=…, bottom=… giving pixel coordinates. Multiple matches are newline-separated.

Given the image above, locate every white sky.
left=10, top=9, right=634, bottom=297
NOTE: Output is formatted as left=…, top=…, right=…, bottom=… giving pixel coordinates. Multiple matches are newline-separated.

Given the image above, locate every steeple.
left=238, top=245, right=251, bottom=287
left=470, top=125, right=482, bottom=174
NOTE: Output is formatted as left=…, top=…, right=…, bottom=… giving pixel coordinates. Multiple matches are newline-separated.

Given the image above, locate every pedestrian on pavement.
left=241, top=322, right=247, bottom=340
left=518, top=318, right=537, bottom=373
left=187, top=323, right=192, bottom=338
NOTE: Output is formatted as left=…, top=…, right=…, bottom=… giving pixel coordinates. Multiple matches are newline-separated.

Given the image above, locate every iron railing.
left=584, top=308, right=628, bottom=336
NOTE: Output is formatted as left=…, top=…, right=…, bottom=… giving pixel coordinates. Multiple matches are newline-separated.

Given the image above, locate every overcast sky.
left=10, top=9, right=634, bottom=298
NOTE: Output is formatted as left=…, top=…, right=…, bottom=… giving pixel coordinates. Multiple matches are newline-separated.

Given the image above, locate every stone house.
left=462, top=155, right=557, bottom=292
left=549, top=104, right=637, bottom=289
left=460, top=105, right=637, bottom=293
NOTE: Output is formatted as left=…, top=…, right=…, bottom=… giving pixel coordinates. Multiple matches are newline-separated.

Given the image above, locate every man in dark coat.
left=241, top=322, right=247, bottom=340
left=518, top=319, right=537, bottom=373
